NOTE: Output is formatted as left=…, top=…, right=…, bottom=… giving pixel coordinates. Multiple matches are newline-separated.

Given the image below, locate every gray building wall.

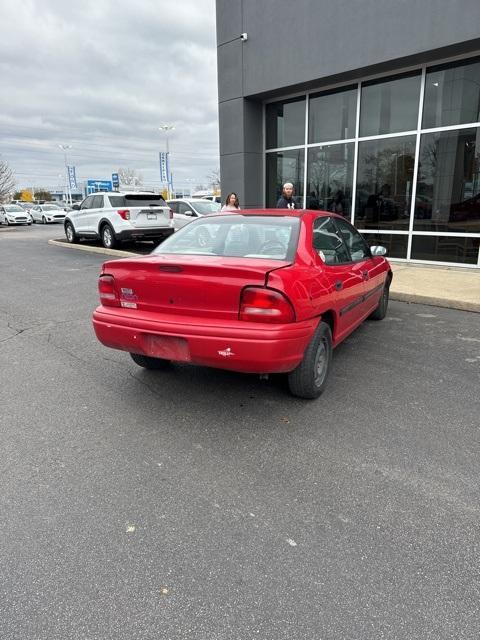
left=216, top=0, right=480, bottom=206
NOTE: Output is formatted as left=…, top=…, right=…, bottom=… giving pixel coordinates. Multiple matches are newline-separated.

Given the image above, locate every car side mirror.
left=72, top=204, right=80, bottom=210
left=185, top=210, right=195, bottom=216
left=370, top=245, right=387, bottom=256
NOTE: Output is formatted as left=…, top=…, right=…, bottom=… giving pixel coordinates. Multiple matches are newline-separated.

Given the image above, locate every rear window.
left=108, top=194, right=167, bottom=207
left=154, top=215, right=300, bottom=260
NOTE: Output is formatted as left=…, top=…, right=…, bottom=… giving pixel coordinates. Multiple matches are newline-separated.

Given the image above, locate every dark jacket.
left=276, top=195, right=297, bottom=209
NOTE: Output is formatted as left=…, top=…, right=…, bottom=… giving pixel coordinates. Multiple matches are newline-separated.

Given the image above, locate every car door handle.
left=335, top=280, right=343, bottom=291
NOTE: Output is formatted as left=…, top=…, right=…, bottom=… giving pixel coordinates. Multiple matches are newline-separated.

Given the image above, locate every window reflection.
left=355, top=136, right=416, bottom=230
left=306, top=144, right=354, bottom=216
left=414, top=128, right=480, bottom=233
left=360, top=73, right=421, bottom=136
left=266, top=98, right=306, bottom=149
left=360, top=233, right=408, bottom=259
left=423, top=57, right=480, bottom=129
left=309, top=87, right=357, bottom=143
left=266, top=150, right=304, bottom=208
left=411, top=235, right=480, bottom=264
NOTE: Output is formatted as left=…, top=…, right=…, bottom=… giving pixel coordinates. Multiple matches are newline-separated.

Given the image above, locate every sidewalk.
left=48, top=238, right=480, bottom=313
left=389, top=262, right=480, bottom=313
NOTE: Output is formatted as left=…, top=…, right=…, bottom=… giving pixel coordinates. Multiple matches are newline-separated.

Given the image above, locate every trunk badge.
left=218, top=347, right=235, bottom=357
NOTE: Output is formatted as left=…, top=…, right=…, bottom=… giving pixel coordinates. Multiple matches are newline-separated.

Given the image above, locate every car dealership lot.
left=1, top=230, right=479, bottom=639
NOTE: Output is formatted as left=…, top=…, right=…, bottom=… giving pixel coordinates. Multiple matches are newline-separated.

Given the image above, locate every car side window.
left=333, top=218, right=371, bottom=261
left=312, top=217, right=351, bottom=265
left=169, top=202, right=178, bottom=214
left=92, top=195, right=103, bottom=208
left=81, top=196, right=95, bottom=210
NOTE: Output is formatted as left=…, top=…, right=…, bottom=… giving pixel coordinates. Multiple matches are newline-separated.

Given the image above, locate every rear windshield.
left=108, top=194, right=167, bottom=207
left=154, top=215, right=300, bottom=260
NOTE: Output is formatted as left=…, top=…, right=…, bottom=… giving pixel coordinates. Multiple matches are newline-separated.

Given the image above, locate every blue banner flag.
left=159, top=152, right=168, bottom=183
left=68, top=166, right=77, bottom=189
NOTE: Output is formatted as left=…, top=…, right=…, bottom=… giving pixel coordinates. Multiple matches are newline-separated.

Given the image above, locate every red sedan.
left=92, top=210, right=392, bottom=398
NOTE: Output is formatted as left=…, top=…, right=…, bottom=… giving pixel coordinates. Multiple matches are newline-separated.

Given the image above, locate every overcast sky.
left=0, top=0, right=219, bottom=193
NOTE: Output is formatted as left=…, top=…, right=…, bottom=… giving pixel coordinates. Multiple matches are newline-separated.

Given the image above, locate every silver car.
left=0, top=205, right=32, bottom=225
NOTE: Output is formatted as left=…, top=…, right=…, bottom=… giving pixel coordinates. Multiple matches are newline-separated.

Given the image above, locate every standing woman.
left=222, top=193, right=241, bottom=211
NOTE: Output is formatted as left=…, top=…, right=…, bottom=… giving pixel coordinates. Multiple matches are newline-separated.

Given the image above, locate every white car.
left=0, top=204, right=32, bottom=225
left=30, top=204, right=67, bottom=224
left=64, top=191, right=174, bottom=249
left=167, top=198, right=221, bottom=230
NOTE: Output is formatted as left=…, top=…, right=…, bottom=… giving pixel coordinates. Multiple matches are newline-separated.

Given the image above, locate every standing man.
left=276, top=182, right=298, bottom=209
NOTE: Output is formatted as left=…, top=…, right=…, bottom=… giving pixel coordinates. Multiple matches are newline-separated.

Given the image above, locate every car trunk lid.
left=102, top=255, right=292, bottom=319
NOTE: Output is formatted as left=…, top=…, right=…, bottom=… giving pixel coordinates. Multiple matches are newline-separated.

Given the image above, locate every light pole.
left=58, top=144, right=72, bottom=205
left=158, top=124, right=175, bottom=198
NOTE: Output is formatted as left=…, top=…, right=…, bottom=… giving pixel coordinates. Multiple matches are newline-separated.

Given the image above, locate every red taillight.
left=168, top=208, right=173, bottom=219
left=116, top=209, right=130, bottom=220
left=98, top=274, right=119, bottom=307
left=239, top=287, right=295, bottom=323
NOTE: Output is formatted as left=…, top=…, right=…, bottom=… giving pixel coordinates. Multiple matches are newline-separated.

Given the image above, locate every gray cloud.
left=0, top=0, right=219, bottom=192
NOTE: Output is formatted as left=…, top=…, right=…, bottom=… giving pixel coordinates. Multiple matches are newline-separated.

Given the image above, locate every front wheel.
left=130, top=353, right=170, bottom=369
left=288, top=321, right=333, bottom=399
left=369, top=280, right=390, bottom=321
left=65, top=222, right=78, bottom=244
left=101, top=224, right=117, bottom=249
left=42, top=216, right=47, bottom=224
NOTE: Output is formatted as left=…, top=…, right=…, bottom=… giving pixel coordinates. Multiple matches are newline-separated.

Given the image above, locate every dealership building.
left=216, top=0, right=480, bottom=267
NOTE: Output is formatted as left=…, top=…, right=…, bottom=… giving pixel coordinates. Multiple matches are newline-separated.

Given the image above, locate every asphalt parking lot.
left=1, top=225, right=479, bottom=640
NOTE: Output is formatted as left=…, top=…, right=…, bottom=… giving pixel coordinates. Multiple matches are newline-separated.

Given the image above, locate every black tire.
left=65, top=222, right=78, bottom=244
left=369, top=280, right=390, bottom=321
left=130, top=352, right=170, bottom=369
left=42, top=216, right=47, bottom=224
left=101, top=224, right=117, bottom=249
left=5, top=218, right=10, bottom=226
left=288, top=321, right=333, bottom=399
left=31, top=218, right=36, bottom=223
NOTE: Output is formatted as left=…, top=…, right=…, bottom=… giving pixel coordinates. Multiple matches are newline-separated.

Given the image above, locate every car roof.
left=209, top=208, right=332, bottom=218
left=89, top=191, right=162, bottom=197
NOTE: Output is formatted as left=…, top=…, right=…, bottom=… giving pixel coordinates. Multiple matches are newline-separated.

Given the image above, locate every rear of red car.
left=92, top=214, right=317, bottom=373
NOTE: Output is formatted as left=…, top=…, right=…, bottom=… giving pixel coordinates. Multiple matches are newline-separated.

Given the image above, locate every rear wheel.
left=130, top=353, right=170, bottom=369
left=369, top=279, right=390, bottom=321
left=65, top=222, right=78, bottom=244
left=101, top=224, right=117, bottom=249
left=288, top=321, right=332, bottom=399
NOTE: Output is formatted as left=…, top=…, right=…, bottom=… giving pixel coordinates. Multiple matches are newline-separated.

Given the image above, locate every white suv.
left=64, top=192, right=174, bottom=249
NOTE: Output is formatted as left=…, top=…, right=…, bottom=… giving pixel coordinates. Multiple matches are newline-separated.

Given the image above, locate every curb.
left=390, top=291, right=480, bottom=314
left=48, top=239, right=135, bottom=257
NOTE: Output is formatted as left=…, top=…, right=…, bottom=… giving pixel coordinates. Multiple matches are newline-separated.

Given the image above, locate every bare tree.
left=117, top=167, right=144, bottom=187
left=206, top=168, right=221, bottom=192
left=0, top=160, right=15, bottom=203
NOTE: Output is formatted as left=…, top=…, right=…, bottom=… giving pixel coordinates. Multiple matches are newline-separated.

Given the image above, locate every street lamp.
left=58, top=144, right=72, bottom=205
left=158, top=125, right=175, bottom=198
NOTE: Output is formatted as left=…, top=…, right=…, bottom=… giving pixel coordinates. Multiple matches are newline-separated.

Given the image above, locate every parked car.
left=0, top=204, right=32, bottom=225
left=201, top=195, right=222, bottom=204
left=167, top=198, right=221, bottom=228
left=30, top=203, right=66, bottom=224
left=449, top=192, right=480, bottom=223
left=92, top=209, right=392, bottom=399
left=64, top=192, right=174, bottom=249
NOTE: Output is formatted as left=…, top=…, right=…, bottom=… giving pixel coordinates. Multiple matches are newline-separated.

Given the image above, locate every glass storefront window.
left=266, top=150, right=304, bottom=208
left=414, top=128, right=480, bottom=234
left=411, top=235, right=480, bottom=265
left=360, top=73, right=421, bottom=137
left=266, top=98, right=306, bottom=149
left=423, top=57, right=480, bottom=129
left=360, top=233, right=409, bottom=259
left=355, top=136, right=416, bottom=230
left=308, top=86, right=357, bottom=143
left=306, top=143, right=354, bottom=216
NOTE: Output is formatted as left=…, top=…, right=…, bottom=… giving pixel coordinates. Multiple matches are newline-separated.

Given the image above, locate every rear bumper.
left=116, top=227, right=174, bottom=241
left=92, top=307, right=318, bottom=373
